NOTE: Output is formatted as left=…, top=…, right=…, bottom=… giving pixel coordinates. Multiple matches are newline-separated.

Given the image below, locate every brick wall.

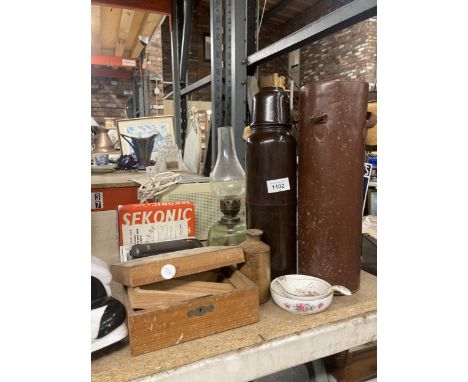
left=91, top=25, right=165, bottom=125
left=258, top=0, right=377, bottom=89
left=299, top=18, right=377, bottom=87
left=91, top=77, right=133, bottom=125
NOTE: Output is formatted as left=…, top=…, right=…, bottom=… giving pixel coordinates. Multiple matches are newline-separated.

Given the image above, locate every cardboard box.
left=117, top=202, right=195, bottom=261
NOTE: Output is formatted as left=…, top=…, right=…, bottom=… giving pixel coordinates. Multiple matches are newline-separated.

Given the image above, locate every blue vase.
left=120, top=134, right=159, bottom=170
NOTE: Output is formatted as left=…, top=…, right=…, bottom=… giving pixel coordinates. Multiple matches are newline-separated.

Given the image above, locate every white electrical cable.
left=257, top=0, right=268, bottom=42
left=138, top=171, right=182, bottom=203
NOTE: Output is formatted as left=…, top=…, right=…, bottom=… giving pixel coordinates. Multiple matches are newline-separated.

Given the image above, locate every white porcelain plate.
left=91, top=165, right=117, bottom=174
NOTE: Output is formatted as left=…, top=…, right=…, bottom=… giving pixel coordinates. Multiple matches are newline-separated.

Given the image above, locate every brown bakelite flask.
left=246, top=87, right=297, bottom=280
left=298, top=81, right=375, bottom=292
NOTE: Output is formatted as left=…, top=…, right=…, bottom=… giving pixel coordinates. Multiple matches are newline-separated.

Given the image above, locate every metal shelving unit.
left=167, top=0, right=377, bottom=167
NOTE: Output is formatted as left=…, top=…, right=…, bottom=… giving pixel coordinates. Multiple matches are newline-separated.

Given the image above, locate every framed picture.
left=204, top=34, right=211, bottom=61
left=117, top=115, right=176, bottom=160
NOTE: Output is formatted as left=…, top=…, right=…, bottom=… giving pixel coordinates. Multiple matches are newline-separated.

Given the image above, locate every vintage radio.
left=160, top=182, right=247, bottom=241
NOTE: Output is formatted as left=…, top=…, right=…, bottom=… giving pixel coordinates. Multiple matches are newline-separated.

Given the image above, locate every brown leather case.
left=298, top=81, right=375, bottom=292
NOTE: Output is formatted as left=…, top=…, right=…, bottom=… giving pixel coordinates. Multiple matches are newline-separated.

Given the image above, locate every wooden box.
left=323, top=342, right=377, bottom=382
left=110, top=246, right=259, bottom=356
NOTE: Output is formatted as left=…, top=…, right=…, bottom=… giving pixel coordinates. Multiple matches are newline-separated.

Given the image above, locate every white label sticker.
left=122, top=220, right=189, bottom=245
left=266, top=178, right=291, bottom=193
left=161, top=264, right=176, bottom=279
left=91, top=192, right=104, bottom=209
left=122, top=59, right=136, bottom=67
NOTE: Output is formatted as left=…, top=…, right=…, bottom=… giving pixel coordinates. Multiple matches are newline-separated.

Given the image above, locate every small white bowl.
left=270, top=275, right=333, bottom=315
left=276, top=274, right=334, bottom=300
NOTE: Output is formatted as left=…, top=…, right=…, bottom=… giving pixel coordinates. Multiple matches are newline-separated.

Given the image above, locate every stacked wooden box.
left=110, top=246, right=259, bottom=356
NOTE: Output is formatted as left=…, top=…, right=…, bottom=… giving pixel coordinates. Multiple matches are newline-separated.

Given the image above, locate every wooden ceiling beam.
left=125, top=10, right=146, bottom=56
left=115, top=9, right=135, bottom=57
left=91, top=5, right=101, bottom=54
left=100, top=6, right=123, bottom=51
left=130, top=13, right=162, bottom=58
left=130, top=13, right=149, bottom=59
left=91, top=0, right=171, bottom=15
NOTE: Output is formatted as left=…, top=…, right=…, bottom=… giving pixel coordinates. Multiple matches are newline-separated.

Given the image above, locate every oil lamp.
left=207, top=126, right=246, bottom=246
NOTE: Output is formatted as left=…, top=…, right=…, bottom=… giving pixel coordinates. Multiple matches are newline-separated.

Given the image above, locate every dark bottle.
left=245, top=87, right=297, bottom=280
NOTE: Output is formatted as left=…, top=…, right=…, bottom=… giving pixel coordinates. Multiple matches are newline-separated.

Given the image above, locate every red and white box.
left=117, top=202, right=195, bottom=261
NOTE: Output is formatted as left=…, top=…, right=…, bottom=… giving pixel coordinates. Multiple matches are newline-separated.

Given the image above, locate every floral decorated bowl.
left=270, top=275, right=333, bottom=315
left=275, top=274, right=334, bottom=301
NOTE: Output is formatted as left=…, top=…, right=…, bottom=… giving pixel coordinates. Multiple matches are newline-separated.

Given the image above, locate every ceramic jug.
left=94, top=126, right=116, bottom=153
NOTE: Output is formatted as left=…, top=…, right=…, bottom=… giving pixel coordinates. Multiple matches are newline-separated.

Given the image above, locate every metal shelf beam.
left=231, top=0, right=247, bottom=166
left=179, top=0, right=194, bottom=82
left=210, top=0, right=224, bottom=166
left=247, top=0, right=377, bottom=67
left=180, top=75, right=212, bottom=96
left=170, top=0, right=182, bottom=147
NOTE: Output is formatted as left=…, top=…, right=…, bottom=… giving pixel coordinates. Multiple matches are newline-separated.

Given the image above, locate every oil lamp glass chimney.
left=210, top=126, right=245, bottom=199
left=207, top=126, right=246, bottom=246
